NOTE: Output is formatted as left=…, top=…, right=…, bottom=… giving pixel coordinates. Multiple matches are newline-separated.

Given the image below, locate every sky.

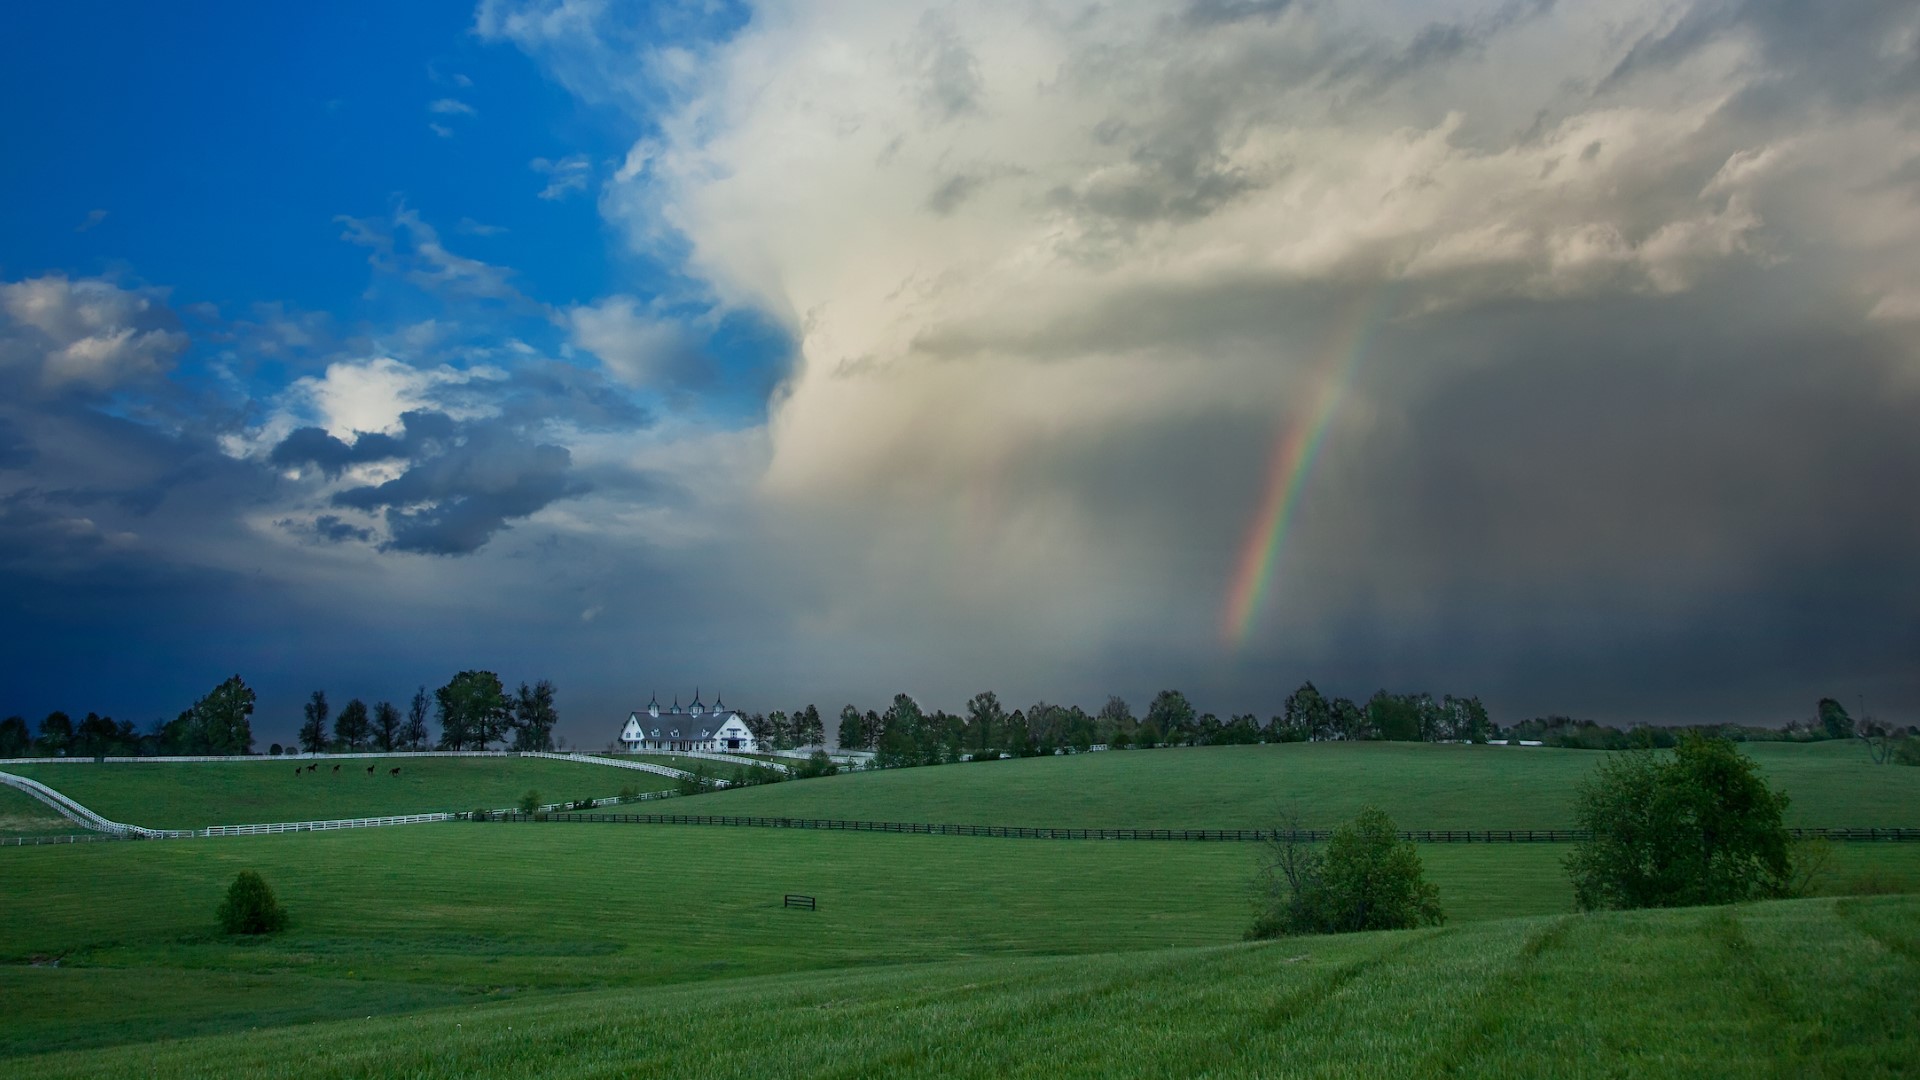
left=2, top=0, right=1916, bottom=747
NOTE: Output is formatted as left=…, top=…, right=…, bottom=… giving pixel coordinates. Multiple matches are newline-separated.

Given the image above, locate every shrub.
left=217, top=870, right=288, bottom=935
left=1565, top=733, right=1792, bottom=910
left=517, top=790, right=541, bottom=815
left=1249, top=807, right=1443, bottom=938
left=618, top=783, right=640, bottom=802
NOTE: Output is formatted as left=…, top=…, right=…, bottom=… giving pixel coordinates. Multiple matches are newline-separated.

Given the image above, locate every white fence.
left=204, top=813, right=454, bottom=836
left=0, top=769, right=193, bottom=839
left=1, top=751, right=717, bottom=846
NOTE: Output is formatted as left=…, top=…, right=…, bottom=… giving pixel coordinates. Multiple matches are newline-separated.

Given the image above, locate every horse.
left=389, top=767, right=402, bottom=777
left=331, top=764, right=341, bottom=773
left=366, top=765, right=376, bottom=775
left=305, top=763, right=318, bottom=773
left=293, top=766, right=302, bottom=776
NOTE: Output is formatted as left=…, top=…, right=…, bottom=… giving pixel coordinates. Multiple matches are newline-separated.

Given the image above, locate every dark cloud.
left=269, top=411, right=457, bottom=478
left=0, top=418, right=34, bottom=469
left=329, top=418, right=582, bottom=555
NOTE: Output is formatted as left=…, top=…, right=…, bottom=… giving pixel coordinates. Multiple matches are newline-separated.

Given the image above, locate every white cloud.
left=0, top=274, right=187, bottom=393
left=428, top=97, right=477, bottom=116
left=565, top=295, right=692, bottom=386
left=531, top=153, right=593, bottom=200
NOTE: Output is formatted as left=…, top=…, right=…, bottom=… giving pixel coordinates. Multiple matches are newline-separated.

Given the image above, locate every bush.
left=217, top=870, right=288, bottom=935
left=517, top=790, right=541, bottom=815
left=1249, top=807, right=1443, bottom=938
left=1565, top=733, right=1792, bottom=910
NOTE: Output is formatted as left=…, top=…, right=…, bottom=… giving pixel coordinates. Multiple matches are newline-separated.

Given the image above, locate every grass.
left=4, top=821, right=1917, bottom=1059
left=0, top=757, right=678, bottom=830
left=8, top=893, right=1916, bottom=1078
left=682, top=739, right=1920, bottom=829
left=0, top=784, right=86, bottom=838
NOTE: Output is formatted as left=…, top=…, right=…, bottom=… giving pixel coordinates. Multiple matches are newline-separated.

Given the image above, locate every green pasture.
left=0, top=785, right=83, bottom=838
left=10, top=891, right=1917, bottom=1079
left=688, top=740, right=1920, bottom=829
left=5, top=821, right=1919, bottom=1059
left=0, top=757, right=676, bottom=830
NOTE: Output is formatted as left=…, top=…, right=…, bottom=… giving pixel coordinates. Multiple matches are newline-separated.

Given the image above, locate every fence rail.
left=0, top=833, right=126, bottom=847
left=485, top=813, right=1920, bottom=843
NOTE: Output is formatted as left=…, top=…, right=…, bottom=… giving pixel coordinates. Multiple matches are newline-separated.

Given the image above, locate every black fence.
left=482, top=812, right=1920, bottom=843
left=784, top=893, right=817, bottom=910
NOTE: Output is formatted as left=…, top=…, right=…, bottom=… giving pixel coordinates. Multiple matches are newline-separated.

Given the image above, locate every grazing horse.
left=293, top=766, right=302, bottom=776
left=305, top=763, right=318, bottom=773
left=331, top=764, right=341, bottom=773
left=389, top=767, right=402, bottom=777
left=366, top=765, right=376, bottom=775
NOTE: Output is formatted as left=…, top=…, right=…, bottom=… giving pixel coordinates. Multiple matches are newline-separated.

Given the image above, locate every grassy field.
left=5, top=820, right=1919, bottom=1059
left=0, top=785, right=86, bottom=838
left=8, top=892, right=1916, bottom=1078
left=682, top=740, right=1920, bottom=829
left=0, top=757, right=677, bottom=830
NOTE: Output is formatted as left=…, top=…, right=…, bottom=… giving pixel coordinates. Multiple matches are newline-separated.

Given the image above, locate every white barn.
left=620, top=692, right=757, bottom=753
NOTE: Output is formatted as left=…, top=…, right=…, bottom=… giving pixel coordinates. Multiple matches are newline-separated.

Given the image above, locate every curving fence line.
left=490, top=812, right=1920, bottom=844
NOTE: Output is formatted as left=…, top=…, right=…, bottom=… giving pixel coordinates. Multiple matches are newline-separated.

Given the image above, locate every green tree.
left=511, top=679, right=559, bottom=751
left=436, top=671, right=510, bottom=750
left=190, top=676, right=256, bottom=755
left=795, top=704, right=824, bottom=747
left=836, top=704, right=863, bottom=750
left=966, top=690, right=1004, bottom=751
left=1281, top=683, right=1330, bottom=741
left=333, top=698, right=370, bottom=751
left=36, top=711, right=73, bottom=755
left=298, top=691, right=329, bottom=754
left=1816, top=698, right=1855, bottom=740
left=1366, top=691, right=1421, bottom=742
left=1250, top=807, right=1443, bottom=937
left=1095, top=695, right=1134, bottom=744
left=217, top=870, right=288, bottom=935
left=0, top=715, right=29, bottom=756
left=1146, top=690, right=1196, bottom=746
left=371, top=701, right=402, bottom=753
left=1565, top=733, right=1793, bottom=911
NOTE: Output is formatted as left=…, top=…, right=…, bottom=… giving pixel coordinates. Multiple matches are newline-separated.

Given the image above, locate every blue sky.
left=2, top=0, right=1916, bottom=744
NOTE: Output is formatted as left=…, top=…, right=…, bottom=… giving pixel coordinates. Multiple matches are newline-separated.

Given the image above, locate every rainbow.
left=1220, top=290, right=1390, bottom=648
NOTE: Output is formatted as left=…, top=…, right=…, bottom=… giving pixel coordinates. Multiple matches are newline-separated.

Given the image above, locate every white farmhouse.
left=619, top=691, right=757, bottom=752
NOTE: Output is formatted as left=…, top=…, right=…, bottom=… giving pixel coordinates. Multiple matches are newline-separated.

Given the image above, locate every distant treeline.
left=1510, top=697, right=1918, bottom=761
left=817, top=685, right=1496, bottom=767
left=806, top=686, right=1917, bottom=769
left=0, top=669, right=560, bottom=759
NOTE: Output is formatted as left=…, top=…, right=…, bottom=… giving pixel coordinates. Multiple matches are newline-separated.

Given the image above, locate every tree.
left=767, top=710, right=791, bottom=751
left=0, top=715, right=29, bottom=756
left=403, top=687, right=431, bottom=750
left=1095, top=696, right=1134, bottom=744
left=795, top=705, right=824, bottom=748
left=217, top=870, right=288, bottom=935
left=836, top=705, right=864, bottom=750
left=1817, top=698, right=1855, bottom=740
left=372, top=701, right=402, bottom=753
left=1250, top=807, right=1443, bottom=937
left=436, top=671, right=510, bottom=750
left=964, top=691, right=1005, bottom=751
left=1565, top=733, right=1793, bottom=911
left=333, top=699, right=370, bottom=751
left=1281, top=683, right=1330, bottom=742
left=299, top=691, right=330, bottom=754
left=511, top=679, right=559, bottom=751
left=190, top=676, right=256, bottom=755
left=36, top=711, right=73, bottom=755
left=1146, top=690, right=1196, bottom=746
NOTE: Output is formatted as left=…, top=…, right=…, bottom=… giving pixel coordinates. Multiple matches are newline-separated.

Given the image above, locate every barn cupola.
left=690, top=688, right=705, bottom=717
left=647, top=692, right=660, bottom=719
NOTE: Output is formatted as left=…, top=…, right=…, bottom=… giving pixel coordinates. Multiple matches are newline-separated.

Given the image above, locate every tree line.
left=0, top=670, right=560, bottom=759
left=817, top=685, right=1497, bottom=767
